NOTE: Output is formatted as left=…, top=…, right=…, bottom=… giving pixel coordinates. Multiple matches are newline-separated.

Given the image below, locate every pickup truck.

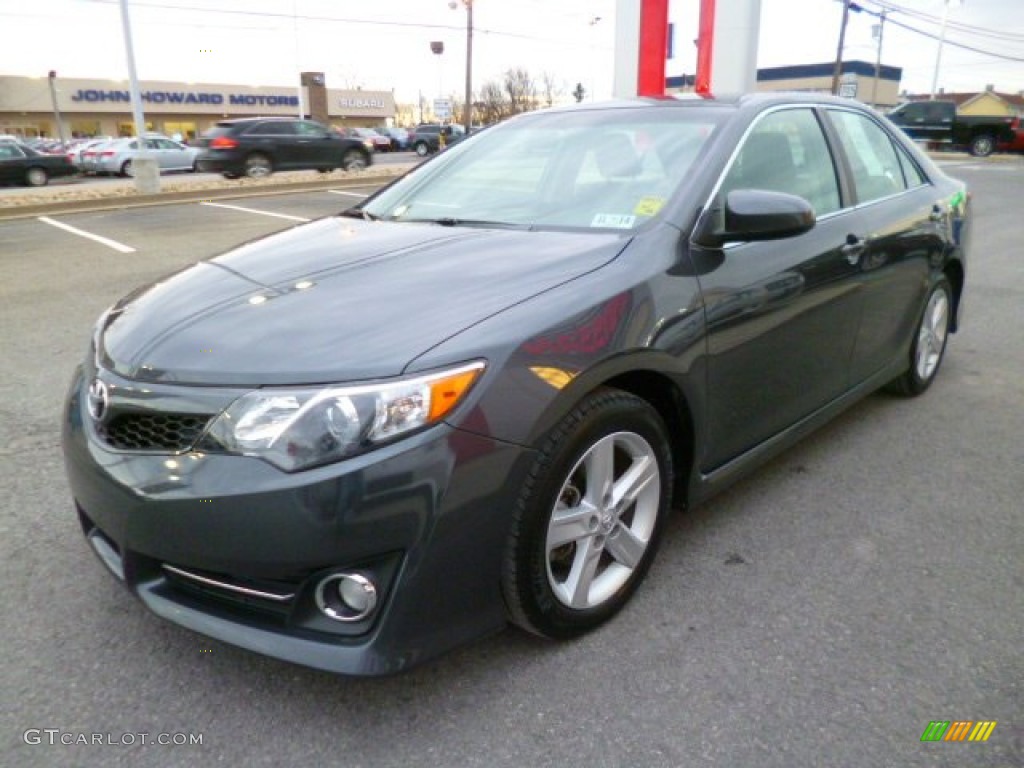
left=886, top=100, right=1016, bottom=157
left=998, top=117, right=1024, bottom=153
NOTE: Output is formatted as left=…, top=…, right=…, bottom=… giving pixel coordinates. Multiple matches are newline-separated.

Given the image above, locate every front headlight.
left=204, top=361, right=485, bottom=471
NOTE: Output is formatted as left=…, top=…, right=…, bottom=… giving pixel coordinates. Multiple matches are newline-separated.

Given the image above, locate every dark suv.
left=196, top=117, right=372, bottom=178
left=408, top=124, right=464, bottom=157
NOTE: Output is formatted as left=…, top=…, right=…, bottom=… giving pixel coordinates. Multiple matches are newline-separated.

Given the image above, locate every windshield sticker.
left=591, top=213, right=636, bottom=229
left=634, top=196, right=665, bottom=216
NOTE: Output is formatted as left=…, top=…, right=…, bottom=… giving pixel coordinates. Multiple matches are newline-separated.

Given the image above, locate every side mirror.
left=695, top=189, right=815, bottom=248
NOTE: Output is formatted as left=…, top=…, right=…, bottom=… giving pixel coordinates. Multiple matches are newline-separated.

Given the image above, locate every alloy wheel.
left=545, top=431, right=661, bottom=609
left=915, top=288, right=949, bottom=381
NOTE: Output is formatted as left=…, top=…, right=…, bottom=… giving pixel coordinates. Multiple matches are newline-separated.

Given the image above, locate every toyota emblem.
left=87, top=378, right=109, bottom=421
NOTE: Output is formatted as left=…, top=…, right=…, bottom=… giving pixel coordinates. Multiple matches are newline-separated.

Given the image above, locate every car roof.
left=540, top=92, right=870, bottom=115
left=217, top=116, right=303, bottom=124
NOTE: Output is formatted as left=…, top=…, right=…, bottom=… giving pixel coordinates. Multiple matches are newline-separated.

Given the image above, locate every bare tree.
left=540, top=71, right=563, bottom=108
left=478, top=80, right=507, bottom=125
left=504, top=67, right=537, bottom=116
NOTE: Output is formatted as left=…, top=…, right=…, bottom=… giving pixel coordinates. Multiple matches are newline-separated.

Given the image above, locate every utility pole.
left=463, top=0, right=473, bottom=130
left=831, top=0, right=852, bottom=95
left=871, top=10, right=887, bottom=107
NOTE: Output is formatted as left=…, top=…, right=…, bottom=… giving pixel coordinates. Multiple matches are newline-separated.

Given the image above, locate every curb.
left=0, top=170, right=407, bottom=221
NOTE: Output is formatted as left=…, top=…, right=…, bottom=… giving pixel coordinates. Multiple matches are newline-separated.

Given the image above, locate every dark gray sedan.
left=62, top=94, right=968, bottom=675
left=0, top=140, right=77, bottom=186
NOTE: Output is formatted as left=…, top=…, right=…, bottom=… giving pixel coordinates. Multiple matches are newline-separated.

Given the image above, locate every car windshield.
left=362, top=106, right=723, bottom=231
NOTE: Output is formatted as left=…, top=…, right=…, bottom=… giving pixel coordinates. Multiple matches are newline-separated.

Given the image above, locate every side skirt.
left=691, top=358, right=906, bottom=505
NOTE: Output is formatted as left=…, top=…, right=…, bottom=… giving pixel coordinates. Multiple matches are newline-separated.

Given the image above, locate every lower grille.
left=98, top=412, right=212, bottom=451
left=160, top=563, right=299, bottom=622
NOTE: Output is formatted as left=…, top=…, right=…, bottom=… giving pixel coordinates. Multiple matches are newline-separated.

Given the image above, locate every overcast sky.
left=1, top=0, right=1022, bottom=103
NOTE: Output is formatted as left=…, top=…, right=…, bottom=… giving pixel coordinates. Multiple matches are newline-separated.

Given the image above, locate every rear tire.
left=501, top=389, right=672, bottom=639
left=244, top=153, right=272, bottom=178
left=120, top=160, right=134, bottom=178
left=414, top=142, right=429, bottom=157
left=886, top=277, right=952, bottom=396
left=969, top=134, right=994, bottom=157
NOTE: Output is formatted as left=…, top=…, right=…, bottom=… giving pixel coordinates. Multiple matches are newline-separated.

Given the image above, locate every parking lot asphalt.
left=1, top=160, right=1021, bottom=768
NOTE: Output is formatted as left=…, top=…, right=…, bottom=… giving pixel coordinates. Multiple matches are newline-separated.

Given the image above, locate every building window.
left=163, top=121, right=197, bottom=141
left=118, top=121, right=154, bottom=137
left=70, top=120, right=102, bottom=138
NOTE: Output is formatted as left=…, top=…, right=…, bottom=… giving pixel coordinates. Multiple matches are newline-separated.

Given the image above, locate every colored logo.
left=921, top=721, right=997, bottom=742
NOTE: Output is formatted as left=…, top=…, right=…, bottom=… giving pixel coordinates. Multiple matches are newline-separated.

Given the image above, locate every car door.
left=692, top=106, right=865, bottom=469
left=294, top=120, right=338, bottom=168
left=0, top=142, right=26, bottom=183
left=246, top=121, right=298, bottom=168
left=156, top=138, right=191, bottom=170
left=823, top=108, right=950, bottom=385
left=142, top=139, right=171, bottom=171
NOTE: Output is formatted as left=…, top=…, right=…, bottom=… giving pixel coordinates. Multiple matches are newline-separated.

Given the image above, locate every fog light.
left=315, top=573, right=378, bottom=622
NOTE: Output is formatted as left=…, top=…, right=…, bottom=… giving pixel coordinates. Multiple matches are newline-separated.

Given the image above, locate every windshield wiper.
left=402, top=217, right=528, bottom=230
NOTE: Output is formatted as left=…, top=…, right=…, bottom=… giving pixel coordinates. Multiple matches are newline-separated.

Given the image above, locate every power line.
left=852, top=1, right=1024, bottom=63
left=867, top=0, right=1024, bottom=41
left=77, top=0, right=544, bottom=42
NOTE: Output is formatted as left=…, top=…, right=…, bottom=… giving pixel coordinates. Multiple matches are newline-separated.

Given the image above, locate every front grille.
left=98, top=412, right=212, bottom=451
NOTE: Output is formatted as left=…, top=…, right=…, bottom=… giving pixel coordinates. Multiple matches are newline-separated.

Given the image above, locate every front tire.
left=887, top=277, right=952, bottom=396
left=341, top=149, right=368, bottom=171
left=969, top=134, right=994, bottom=157
left=25, top=167, right=49, bottom=187
left=414, top=141, right=429, bottom=157
left=501, top=389, right=672, bottom=639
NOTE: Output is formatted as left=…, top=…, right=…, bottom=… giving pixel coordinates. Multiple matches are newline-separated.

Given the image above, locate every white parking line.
left=327, top=190, right=369, bottom=198
left=198, top=202, right=311, bottom=222
left=37, top=216, right=136, bottom=254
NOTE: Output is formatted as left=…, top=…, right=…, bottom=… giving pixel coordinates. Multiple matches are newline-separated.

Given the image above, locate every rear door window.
left=248, top=122, right=296, bottom=136
left=827, top=110, right=907, bottom=203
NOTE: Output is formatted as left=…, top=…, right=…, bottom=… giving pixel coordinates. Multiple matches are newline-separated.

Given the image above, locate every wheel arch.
left=601, top=369, right=696, bottom=509
left=515, top=361, right=697, bottom=511
left=943, top=258, right=965, bottom=333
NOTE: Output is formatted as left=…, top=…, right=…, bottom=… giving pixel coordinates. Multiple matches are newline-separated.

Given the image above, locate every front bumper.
left=62, top=366, right=532, bottom=675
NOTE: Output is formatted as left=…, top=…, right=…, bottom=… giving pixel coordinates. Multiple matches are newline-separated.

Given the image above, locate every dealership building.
left=0, top=73, right=396, bottom=140
left=667, top=60, right=904, bottom=109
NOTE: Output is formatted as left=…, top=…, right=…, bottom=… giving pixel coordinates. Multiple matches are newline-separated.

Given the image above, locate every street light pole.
left=871, top=10, right=886, bottom=107
left=118, top=0, right=159, bottom=193
left=46, top=71, right=68, bottom=147
left=930, top=0, right=958, bottom=100
left=293, top=0, right=304, bottom=119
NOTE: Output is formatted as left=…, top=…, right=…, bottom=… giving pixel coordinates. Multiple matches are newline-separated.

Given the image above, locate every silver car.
left=93, top=136, right=200, bottom=177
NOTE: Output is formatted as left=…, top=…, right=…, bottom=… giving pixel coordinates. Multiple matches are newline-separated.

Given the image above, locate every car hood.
left=98, top=217, right=630, bottom=386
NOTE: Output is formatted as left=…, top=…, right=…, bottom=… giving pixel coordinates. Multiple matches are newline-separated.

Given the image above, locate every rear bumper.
left=196, top=151, right=245, bottom=174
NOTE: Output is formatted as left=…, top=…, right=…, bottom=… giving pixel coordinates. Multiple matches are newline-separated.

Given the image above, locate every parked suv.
left=195, top=117, right=372, bottom=178
left=409, top=124, right=464, bottom=157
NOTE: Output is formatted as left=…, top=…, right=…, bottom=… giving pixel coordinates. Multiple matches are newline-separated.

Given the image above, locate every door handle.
left=841, top=235, right=866, bottom=266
